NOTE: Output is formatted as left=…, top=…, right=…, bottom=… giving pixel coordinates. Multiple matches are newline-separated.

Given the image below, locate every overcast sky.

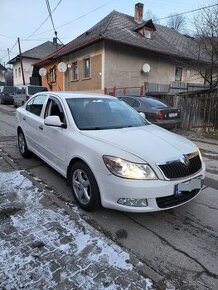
left=0, top=0, right=207, bottom=65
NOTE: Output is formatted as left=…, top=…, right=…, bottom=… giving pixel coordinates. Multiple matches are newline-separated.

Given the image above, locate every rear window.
left=28, top=86, right=48, bottom=95
left=141, top=97, right=168, bottom=108
left=3, top=86, right=15, bottom=94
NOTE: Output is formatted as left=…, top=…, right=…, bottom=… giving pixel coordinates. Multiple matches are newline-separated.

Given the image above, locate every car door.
left=40, top=96, right=69, bottom=173
left=24, top=94, right=48, bottom=156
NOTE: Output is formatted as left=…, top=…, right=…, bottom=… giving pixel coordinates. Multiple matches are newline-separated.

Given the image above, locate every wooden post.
left=17, top=37, right=25, bottom=85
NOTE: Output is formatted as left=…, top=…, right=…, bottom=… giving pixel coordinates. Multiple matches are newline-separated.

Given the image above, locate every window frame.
left=144, top=29, right=151, bottom=39
left=175, top=66, right=183, bottom=82
left=83, top=57, right=91, bottom=79
left=48, top=66, right=57, bottom=84
left=71, top=61, right=79, bottom=81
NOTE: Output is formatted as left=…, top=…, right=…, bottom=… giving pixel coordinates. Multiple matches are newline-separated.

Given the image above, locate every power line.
left=157, top=3, right=218, bottom=21
left=24, top=0, right=63, bottom=40
left=0, top=40, right=17, bottom=62
left=29, top=0, right=114, bottom=37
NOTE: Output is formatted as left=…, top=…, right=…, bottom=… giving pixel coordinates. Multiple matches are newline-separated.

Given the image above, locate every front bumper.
left=96, top=163, right=206, bottom=213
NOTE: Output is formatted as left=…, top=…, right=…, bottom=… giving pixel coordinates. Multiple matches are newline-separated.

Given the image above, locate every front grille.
left=158, top=154, right=201, bottom=179
left=156, top=189, right=200, bottom=208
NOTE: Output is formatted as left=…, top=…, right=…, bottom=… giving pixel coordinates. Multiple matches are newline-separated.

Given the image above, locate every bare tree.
left=167, top=14, right=186, bottom=32
left=144, top=10, right=159, bottom=23
left=192, top=4, right=218, bottom=88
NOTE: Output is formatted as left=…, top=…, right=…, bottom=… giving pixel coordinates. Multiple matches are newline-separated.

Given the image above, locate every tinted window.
left=28, top=86, right=48, bottom=95
left=122, top=97, right=135, bottom=106
left=26, top=95, right=47, bottom=116
left=16, top=87, right=26, bottom=94
left=67, top=98, right=149, bottom=130
left=132, top=100, right=140, bottom=108
left=3, top=86, right=15, bottom=94
left=141, top=97, right=168, bottom=108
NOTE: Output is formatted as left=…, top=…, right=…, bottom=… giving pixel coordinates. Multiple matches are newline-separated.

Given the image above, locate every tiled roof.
left=35, top=10, right=209, bottom=66
left=8, top=41, right=63, bottom=64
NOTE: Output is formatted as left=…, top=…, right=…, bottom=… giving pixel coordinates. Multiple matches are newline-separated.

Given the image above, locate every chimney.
left=134, top=3, right=144, bottom=23
left=53, top=37, right=57, bottom=46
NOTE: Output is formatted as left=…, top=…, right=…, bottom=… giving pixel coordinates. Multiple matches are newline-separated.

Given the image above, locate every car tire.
left=18, top=129, right=32, bottom=158
left=69, top=161, right=101, bottom=211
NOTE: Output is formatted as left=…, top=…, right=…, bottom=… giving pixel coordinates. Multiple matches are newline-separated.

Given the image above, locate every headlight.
left=103, top=155, right=157, bottom=180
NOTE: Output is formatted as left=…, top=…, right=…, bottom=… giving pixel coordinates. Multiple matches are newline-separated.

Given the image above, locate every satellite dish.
left=57, top=62, right=67, bottom=72
left=142, top=63, right=151, bottom=73
left=39, top=67, right=47, bottom=77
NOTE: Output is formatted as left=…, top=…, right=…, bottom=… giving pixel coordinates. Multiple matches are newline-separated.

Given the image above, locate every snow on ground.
left=0, top=171, right=154, bottom=289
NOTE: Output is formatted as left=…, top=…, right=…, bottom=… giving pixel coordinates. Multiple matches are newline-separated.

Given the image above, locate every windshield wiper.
left=81, top=127, right=105, bottom=130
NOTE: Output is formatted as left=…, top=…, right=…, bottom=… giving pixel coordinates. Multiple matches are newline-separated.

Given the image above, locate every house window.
left=48, top=66, right=56, bottom=84
left=175, top=67, right=183, bottom=81
left=15, top=69, right=17, bottom=78
left=83, top=57, right=91, bottom=78
left=71, top=62, right=78, bottom=81
left=144, top=29, right=151, bottom=39
left=18, top=67, right=21, bottom=77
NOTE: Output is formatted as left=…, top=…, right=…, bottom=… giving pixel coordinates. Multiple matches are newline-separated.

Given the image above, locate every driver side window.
left=45, top=98, right=66, bottom=124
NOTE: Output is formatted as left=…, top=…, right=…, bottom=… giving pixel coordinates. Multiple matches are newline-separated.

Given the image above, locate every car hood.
left=81, top=124, right=197, bottom=163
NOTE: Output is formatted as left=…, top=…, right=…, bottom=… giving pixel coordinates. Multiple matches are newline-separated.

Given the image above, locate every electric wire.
left=157, top=3, right=218, bottom=21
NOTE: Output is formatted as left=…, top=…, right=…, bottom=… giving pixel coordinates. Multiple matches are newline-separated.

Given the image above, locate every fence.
left=157, top=89, right=218, bottom=131
left=145, top=81, right=209, bottom=94
left=104, top=86, right=144, bottom=96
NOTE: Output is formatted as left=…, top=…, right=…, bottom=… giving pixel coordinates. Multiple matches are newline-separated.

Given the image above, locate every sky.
left=0, top=0, right=210, bottom=66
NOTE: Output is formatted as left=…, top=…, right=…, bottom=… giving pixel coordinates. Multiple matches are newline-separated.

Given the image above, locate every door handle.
left=23, top=117, right=26, bottom=121
left=39, top=125, right=43, bottom=130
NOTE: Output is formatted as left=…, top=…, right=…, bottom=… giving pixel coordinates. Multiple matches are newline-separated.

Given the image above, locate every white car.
left=16, top=92, right=205, bottom=212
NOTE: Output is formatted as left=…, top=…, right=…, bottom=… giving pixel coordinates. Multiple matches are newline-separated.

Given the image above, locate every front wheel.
left=69, top=161, right=101, bottom=211
left=18, top=130, right=32, bottom=158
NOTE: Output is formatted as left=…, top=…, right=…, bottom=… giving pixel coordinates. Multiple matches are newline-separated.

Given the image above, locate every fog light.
left=117, top=198, right=148, bottom=207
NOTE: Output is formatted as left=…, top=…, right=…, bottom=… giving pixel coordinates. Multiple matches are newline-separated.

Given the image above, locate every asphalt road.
left=0, top=104, right=217, bottom=290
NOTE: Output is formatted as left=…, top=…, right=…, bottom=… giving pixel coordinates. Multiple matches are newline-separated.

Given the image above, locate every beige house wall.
left=104, top=42, right=204, bottom=88
left=63, top=42, right=103, bottom=93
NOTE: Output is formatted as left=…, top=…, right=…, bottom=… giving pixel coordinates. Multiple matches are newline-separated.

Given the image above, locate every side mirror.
left=139, top=112, right=146, bottom=119
left=44, top=115, right=66, bottom=128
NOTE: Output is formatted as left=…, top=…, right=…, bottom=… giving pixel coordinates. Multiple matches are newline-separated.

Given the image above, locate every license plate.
left=175, top=176, right=202, bottom=197
left=169, top=113, right=178, bottom=117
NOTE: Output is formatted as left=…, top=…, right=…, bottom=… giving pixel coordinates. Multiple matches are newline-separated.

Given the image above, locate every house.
left=34, top=3, right=209, bottom=95
left=0, top=64, right=7, bottom=85
left=8, top=40, right=62, bottom=86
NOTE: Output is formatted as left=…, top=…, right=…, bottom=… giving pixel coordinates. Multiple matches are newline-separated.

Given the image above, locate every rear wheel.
left=18, top=130, right=32, bottom=158
left=69, top=161, right=101, bottom=211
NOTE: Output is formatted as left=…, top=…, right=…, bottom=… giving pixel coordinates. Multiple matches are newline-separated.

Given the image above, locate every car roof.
left=37, top=91, right=115, bottom=100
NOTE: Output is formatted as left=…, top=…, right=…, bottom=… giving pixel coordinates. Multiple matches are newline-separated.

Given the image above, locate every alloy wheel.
left=72, top=169, right=91, bottom=205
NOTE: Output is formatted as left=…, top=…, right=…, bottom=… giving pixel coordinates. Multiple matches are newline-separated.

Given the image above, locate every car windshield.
left=67, top=98, right=149, bottom=130
left=141, top=97, right=168, bottom=108
left=3, top=86, right=15, bottom=94
left=28, top=86, right=48, bottom=95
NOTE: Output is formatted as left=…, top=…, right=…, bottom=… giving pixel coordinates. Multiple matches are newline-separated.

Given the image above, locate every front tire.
left=69, top=161, right=101, bottom=211
left=18, top=130, right=32, bottom=158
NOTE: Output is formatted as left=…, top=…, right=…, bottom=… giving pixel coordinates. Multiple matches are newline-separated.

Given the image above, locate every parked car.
left=0, top=86, right=15, bottom=105
left=119, top=96, right=181, bottom=130
left=16, top=92, right=205, bottom=212
left=13, top=85, right=48, bottom=107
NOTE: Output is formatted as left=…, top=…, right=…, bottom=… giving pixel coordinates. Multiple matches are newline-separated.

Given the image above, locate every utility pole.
left=17, top=37, right=25, bottom=85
